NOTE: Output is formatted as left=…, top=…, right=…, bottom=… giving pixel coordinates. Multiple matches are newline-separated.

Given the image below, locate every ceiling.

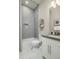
left=22, top=0, right=43, bottom=10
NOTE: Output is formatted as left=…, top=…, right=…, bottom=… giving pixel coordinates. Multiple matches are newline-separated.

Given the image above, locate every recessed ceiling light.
left=25, top=1, right=29, bottom=4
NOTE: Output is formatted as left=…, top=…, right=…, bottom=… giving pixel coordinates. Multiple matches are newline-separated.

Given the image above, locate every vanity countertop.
left=41, top=34, right=60, bottom=40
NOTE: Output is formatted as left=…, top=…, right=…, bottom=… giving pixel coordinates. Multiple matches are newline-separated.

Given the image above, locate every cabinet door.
left=39, top=36, right=48, bottom=58
left=51, top=40, right=60, bottom=59
left=46, top=38, right=52, bottom=59
left=39, top=36, right=60, bottom=59
left=40, top=36, right=51, bottom=59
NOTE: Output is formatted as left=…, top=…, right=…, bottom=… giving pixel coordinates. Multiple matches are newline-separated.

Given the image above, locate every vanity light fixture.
left=56, top=0, right=60, bottom=6
left=25, top=1, right=29, bottom=4
left=51, top=1, right=56, bottom=8
left=51, top=0, right=60, bottom=8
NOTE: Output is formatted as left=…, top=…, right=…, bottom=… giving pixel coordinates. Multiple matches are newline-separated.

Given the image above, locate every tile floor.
left=19, top=38, right=43, bottom=59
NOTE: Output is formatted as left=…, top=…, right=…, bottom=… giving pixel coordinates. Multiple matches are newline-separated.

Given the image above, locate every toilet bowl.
left=31, top=39, right=42, bottom=49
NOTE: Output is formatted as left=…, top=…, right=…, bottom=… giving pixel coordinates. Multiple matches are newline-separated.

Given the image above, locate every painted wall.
left=22, top=6, right=35, bottom=39
left=38, top=0, right=52, bottom=35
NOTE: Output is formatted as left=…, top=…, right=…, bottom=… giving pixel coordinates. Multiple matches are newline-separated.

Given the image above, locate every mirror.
left=49, top=5, right=60, bottom=36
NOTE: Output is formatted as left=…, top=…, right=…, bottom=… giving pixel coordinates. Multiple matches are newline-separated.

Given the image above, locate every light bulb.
left=51, top=1, right=56, bottom=8
left=25, top=1, right=29, bottom=4
left=56, top=0, right=60, bottom=6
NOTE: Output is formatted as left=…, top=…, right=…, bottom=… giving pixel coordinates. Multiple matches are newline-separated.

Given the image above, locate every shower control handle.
left=24, top=23, right=29, bottom=26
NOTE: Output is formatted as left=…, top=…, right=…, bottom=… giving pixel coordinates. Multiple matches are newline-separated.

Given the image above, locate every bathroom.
left=19, top=0, right=60, bottom=59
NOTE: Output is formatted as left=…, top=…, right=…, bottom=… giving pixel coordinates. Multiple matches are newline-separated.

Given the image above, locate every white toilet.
left=31, top=39, right=42, bottom=49
left=29, top=39, right=43, bottom=59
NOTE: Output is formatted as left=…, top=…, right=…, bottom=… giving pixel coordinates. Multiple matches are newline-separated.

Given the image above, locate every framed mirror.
left=49, top=5, right=60, bottom=35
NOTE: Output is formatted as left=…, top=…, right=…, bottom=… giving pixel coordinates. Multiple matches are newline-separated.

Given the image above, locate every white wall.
left=22, top=6, right=35, bottom=39
left=38, top=0, right=52, bottom=35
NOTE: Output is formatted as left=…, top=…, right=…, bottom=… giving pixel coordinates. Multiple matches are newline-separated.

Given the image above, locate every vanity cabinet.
left=39, top=35, right=60, bottom=59
left=51, top=39, right=60, bottom=59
